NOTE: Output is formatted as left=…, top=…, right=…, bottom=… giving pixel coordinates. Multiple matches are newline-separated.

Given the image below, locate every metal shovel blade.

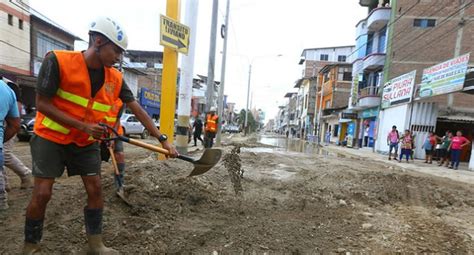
left=188, top=149, right=222, bottom=177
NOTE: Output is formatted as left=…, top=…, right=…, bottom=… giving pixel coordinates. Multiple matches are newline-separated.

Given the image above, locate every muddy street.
left=2, top=134, right=474, bottom=253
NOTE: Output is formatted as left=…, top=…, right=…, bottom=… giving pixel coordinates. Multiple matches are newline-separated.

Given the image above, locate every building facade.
left=298, top=45, right=355, bottom=139
left=317, top=63, right=353, bottom=144
left=0, top=0, right=31, bottom=94
left=349, top=0, right=391, bottom=148
left=368, top=0, right=474, bottom=164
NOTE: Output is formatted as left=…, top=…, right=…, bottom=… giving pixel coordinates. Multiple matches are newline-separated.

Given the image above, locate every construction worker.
left=23, top=17, right=178, bottom=254
left=0, top=79, right=21, bottom=210
left=204, top=107, right=219, bottom=148
left=0, top=77, right=33, bottom=191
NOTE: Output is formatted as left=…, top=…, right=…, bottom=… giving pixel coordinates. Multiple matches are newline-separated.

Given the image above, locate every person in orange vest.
left=204, top=107, right=219, bottom=148
left=22, top=17, right=178, bottom=254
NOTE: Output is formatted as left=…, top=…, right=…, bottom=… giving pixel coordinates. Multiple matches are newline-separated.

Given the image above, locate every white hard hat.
left=210, top=106, right=217, bottom=112
left=89, top=17, right=128, bottom=51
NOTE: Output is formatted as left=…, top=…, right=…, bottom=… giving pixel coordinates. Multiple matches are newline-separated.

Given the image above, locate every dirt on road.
left=2, top=134, right=474, bottom=254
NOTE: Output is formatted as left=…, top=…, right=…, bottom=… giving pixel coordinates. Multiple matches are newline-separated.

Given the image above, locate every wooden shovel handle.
left=127, top=138, right=170, bottom=155
left=108, top=146, right=120, bottom=176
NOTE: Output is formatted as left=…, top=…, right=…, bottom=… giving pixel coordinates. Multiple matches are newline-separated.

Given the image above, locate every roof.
left=30, top=12, right=81, bottom=41
left=284, top=92, right=297, bottom=98
left=122, top=66, right=147, bottom=76
left=127, top=50, right=164, bottom=60
left=300, top=45, right=355, bottom=57
left=319, top=63, right=352, bottom=74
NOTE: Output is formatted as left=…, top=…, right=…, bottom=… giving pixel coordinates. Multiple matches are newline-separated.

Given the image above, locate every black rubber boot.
left=23, top=218, right=43, bottom=254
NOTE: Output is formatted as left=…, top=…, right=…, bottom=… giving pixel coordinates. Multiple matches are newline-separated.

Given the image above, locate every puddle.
left=271, top=169, right=296, bottom=180
left=257, top=136, right=347, bottom=158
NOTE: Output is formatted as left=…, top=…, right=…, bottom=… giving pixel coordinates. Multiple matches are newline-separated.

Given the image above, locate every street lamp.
left=244, top=54, right=282, bottom=136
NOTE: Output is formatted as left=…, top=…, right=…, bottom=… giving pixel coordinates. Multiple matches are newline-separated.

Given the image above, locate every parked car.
left=120, top=114, right=150, bottom=139
left=223, top=124, right=240, bottom=134
left=17, top=112, right=36, bottom=141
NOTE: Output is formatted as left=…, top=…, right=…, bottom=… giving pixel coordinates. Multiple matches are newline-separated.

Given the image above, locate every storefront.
left=339, top=111, right=358, bottom=147
left=358, top=107, right=378, bottom=148
left=139, top=88, right=160, bottom=119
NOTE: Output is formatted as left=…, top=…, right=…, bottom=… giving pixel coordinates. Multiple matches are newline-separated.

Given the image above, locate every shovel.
left=101, top=124, right=222, bottom=177
left=107, top=146, right=133, bottom=206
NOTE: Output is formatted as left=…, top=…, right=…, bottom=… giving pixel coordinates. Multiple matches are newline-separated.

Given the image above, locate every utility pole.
left=316, top=73, right=324, bottom=145
left=159, top=0, right=180, bottom=159
left=205, top=0, right=219, bottom=112
left=176, top=0, right=199, bottom=154
left=215, top=0, right=230, bottom=147
left=244, top=64, right=252, bottom=135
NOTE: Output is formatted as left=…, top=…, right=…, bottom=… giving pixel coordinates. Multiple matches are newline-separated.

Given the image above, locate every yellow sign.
left=160, top=15, right=190, bottom=55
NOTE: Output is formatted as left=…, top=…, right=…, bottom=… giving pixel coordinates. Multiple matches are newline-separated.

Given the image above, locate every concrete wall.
left=0, top=0, right=31, bottom=75
left=123, top=70, right=139, bottom=98
left=376, top=104, right=410, bottom=153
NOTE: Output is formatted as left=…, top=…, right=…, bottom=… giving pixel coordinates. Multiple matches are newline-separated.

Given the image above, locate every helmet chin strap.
left=90, top=34, right=110, bottom=67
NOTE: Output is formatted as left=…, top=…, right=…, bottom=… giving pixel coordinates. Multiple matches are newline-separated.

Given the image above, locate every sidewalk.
left=322, top=144, right=474, bottom=185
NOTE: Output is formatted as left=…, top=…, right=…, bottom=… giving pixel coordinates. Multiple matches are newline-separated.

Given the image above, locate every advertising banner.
left=419, top=53, right=470, bottom=98
left=381, top=70, right=416, bottom=109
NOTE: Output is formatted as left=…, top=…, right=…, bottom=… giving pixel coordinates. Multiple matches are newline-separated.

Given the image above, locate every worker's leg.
left=65, top=141, right=116, bottom=253
left=4, top=138, right=33, bottom=189
left=113, top=140, right=125, bottom=190
left=82, top=175, right=117, bottom=253
left=24, top=135, right=66, bottom=253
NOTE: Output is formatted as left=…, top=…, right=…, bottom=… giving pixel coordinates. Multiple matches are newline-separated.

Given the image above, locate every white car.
left=120, top=114, right=149, bottom=139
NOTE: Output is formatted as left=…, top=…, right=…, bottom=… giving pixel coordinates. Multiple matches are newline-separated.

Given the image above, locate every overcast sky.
left=30, top=0, right=367, bottom=121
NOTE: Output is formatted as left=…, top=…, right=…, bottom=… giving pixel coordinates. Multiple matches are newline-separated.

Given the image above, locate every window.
left=378, top=26, right=387, bottom=53
left=343, top=72, right=352, bottom=81
left=338, top=67, right=352, bottom=81
left=337, top=55, right=347, bottom=62
left=19, top=19, right=23, bottom=30
left=414, top=19, right=436, bottom=28
left=37, top=33, right=70, bottom=58
left=8, top=14, right=13, bottom=26
left=304, top=94, right=309, bottom=109
left=320, top=54, right=329, bottom=61
left=366, top=33, right=374, bottom=55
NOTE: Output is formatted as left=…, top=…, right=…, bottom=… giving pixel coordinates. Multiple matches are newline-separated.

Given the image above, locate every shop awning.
left=438, top=115, right=474, bottom=123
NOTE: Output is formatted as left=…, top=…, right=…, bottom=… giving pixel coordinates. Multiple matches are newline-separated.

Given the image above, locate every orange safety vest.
left=205, top=114, right=218, bottom=133
left=104, top=99, right=124, bottom=136
left=34, top=50, right=123, bottom=146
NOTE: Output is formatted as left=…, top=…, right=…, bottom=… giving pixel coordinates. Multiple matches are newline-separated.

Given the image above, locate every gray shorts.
left=30, top=134, right=101, bottom=178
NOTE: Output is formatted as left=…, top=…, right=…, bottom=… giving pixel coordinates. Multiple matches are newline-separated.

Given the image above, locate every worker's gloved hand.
left=162, top=141, right=178, bottom=158
left=83, top=123, right=106, bottom=139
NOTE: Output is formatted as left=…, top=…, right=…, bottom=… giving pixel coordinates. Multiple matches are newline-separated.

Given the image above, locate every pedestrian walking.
left=448, top=131, right=471, bottom=170
left=0, top=79, right=21, bottom=210
left=387, top=125, right=400, bottom=160
left=325, top=129, right=331, bottom=146
left=399, top=130, right=413, bottom=163
left=438, top=131, right=452, bottom=167
left=204, top=107, right=219, bottom=148
left=22, top=17, right=177, bottom=254
left=0, top=77, right=33, bottom=191
left=422, top=131, right=437, bottom=164
left=364, top=124, right=370, bottom=147
left=192, top=118, right=204, bottom=146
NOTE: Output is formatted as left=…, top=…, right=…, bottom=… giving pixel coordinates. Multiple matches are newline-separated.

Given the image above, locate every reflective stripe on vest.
left=92, top=101, right=112, bottom=112
left=57, top=88, right=89, bottom=107
left=104, top=116, right=117, bottom=122
left=41, top=117, right=70, bottom=135
left=206, top=114, right=218, bottom=132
